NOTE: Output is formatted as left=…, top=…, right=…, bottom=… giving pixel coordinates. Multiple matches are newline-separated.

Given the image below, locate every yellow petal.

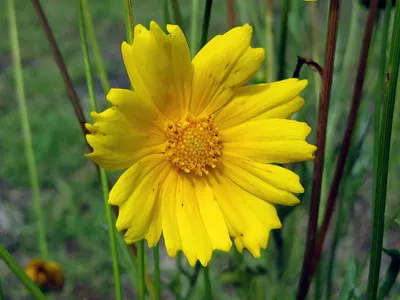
left=192, top=177, right=232, bottom=252
left=108, top=154, right=166, bottom=206
left=224, top=154, right=304, bottom=193
left=175, top=173, right=212, bottom=266
left=161, top=169, right=182, bottom=257
left=214, top=79, right=308, bottom=129
left=191, top=24, right=265, bottom=116
left=222, top=118, right=316, bottom=164
left=224, top=140, right=316, bottom=164
left=220, top=157, right=301, bottom=206
left=261, top=97, right=305, bottom=119
left=207, top=170, right=281, bottom=258
left=108, top=154, right=166, bottom=245
left=106, top=88, right=166, bottom=131
left=222, top=118, right=312, bottom=143
left=118, top=161, right=170, bottom=244
left=122, top=21, right=192, bottom=120
left=85, top=99, right=166, bottom=170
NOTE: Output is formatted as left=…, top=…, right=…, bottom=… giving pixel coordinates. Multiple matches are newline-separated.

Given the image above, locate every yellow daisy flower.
left=86, top=21, right=316, bottom=267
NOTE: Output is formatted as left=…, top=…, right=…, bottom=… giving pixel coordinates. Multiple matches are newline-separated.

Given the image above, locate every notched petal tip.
left=85, top=123, right=94, bottom=133
left=89, top=111, right=100, bottom=120
left=149, top=20, right=166, bottom=36
left=240, top=23, right=252, bottom=33
left=134, top=23, right=148, bottom=36
left=166, top=24, right=180, bottom=34
left=121, top=42, right=133, bottom=61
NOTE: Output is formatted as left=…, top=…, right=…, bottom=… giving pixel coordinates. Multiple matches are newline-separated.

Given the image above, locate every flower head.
left=86, top=21, right=316, bottom=267
left=25, top=259, right=64, bottom=292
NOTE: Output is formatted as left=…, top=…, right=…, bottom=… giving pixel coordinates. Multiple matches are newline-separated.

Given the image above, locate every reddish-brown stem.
left=30, top=0, right=137, bottom=256
left=30, top=0, right=88, bottom=139
left=296, top=0, right=341, bottom=299
left=226, top=0, right=235, bottom=28
left=311, top=0, right=379, bottom=274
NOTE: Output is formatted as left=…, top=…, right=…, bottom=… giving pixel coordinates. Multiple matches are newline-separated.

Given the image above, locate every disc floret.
left=165, top=115, right=222, bottom=175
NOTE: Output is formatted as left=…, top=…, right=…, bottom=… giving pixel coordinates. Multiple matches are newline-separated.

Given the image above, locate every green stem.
left=190, top=0, right=200, bottom=56
left=325, top=193, right=343, bottom=300
left=153, top=244, right=161, bottom=300
left=296, top=0, right=341, bottom=298
left=123, top=0, right=134, bottom=44
left=170, top=0, right=184, bottom=28
left=117, top=231, right=138, bottom=289
left=377, top=251, right=400, bottom=300
left=120, top=3, right=153, bottom=299
left=138, top=241, right=146, bottom=300
left=0, top=244, right=46, bottom=300
left=203, top=266, right=213, bottom=299
left=277, top=0, right=290, bottom=80
left=183, top=263, right=202, bottom=299
left=247, top=0, right=264, bottom=47
left=367, top=2, right=400, bottom=299
left=7, top=0, right=48, bottom=260
left=310, top=2, right=320, bottom=105
left=102, top=172, right=122, bottom=300
left=163, top=0, right=170, bottom=24
left=314, top=265, right=322, bottom=300
left=272, top=230, right=284, bottom=278
left=175, top=253, right=182, bottom=299
left=291, top=0, right=301, bottom=56
left=200, top=0, right=213, bottom=48
left=321, top=2, right=361, bottom=218
left=0, top=278, right=4, bottom=300
left=82, top=0, right=110, bottom=94
left=77, top=1, right=122, bottom=299
left=81, top=0, right=141, bottom=295
left=374, top=0, right=392, bottom=181
left=264, top=0, right=275, bottom=82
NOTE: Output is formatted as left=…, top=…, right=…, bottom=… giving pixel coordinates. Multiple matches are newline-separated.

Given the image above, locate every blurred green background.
left=1, top=0, right=399, bottom=299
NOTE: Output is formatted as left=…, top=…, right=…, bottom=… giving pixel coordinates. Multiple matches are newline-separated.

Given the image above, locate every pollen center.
left=165, top=115, right=222, bottom=176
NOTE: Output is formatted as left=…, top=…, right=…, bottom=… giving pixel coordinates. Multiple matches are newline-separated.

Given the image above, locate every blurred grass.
left=0, top=0, right=399, bottom=299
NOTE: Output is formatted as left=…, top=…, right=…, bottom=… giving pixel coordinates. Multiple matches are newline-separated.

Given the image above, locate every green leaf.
left=377, top=248, right=400, bottom=300
left=339, top=258, right=359, bottom=300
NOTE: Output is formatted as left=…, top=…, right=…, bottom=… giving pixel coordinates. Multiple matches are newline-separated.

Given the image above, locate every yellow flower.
left=86, top=21, right=316, bottom=267
left=25, top=259, right=64, bottom=292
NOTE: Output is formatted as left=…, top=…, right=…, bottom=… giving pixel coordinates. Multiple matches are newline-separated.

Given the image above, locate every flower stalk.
left=76, top=1, right=122, bottom=299
left=123, top=0, right=134, bottom=44
left=138, top=241, right=146, bottom=300
left=313, top=0, right=379, bottom=275
left=153, top=245, right=161, bottom=300
left=82, top=0, right=110, bottom=94
left=170, top=0, right=184, bottom=28
left=0, top=278, right=4, bottom=300
left=163, top=0, right=170, bottom=24
left=226, top=0, right=235, bottom=28
left=0, top=244, right=46, bottom=300
left=367, top=1, right=400, bottom=298
left=264, top=0, right=275, bottom=82
left=30, top=0, right=88, bottom=139
left=8, top=0, right=48, bottom=260
left=374, top=0, right=392, bottom=180
left=277, top=0, right=290, bottom=80
left=200, top=0, right=213, bottom=48
left=204, top=266, right=213, bottom=299
left=190, top=0, right=200, bottom=56
left=296, top=0, right=341, bottom=299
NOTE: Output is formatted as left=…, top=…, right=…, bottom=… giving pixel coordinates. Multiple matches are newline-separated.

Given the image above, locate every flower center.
left=165, top=115, right=222, bottom=176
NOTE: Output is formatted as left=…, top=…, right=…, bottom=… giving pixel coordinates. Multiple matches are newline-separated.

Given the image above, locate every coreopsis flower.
left=25, top=259, right=64, bottom=292
left=86, top=21, right=316, bottom=266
